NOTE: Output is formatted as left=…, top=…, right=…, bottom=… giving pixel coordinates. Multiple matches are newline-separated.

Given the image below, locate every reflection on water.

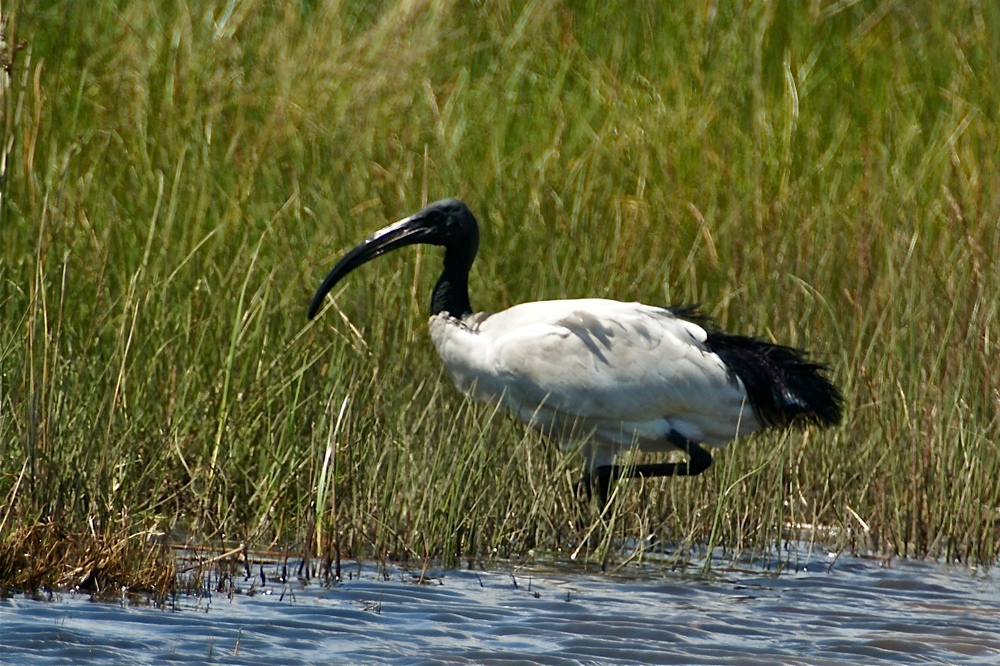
left=3, top=549, right=1000, bottom=665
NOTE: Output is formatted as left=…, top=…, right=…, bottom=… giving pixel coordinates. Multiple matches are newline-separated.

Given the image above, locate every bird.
left=308, top=198, right=842, bottom=505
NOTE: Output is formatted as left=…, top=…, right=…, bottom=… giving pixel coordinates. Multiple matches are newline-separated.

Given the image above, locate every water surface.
left=3, top=550, right=999, bottom=664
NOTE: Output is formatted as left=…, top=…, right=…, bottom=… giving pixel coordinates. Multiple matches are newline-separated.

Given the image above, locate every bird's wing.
left=483, top=300, right=748, bottom=427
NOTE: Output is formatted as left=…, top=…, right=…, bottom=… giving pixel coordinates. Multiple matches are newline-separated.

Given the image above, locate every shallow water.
left=3, top=550, right=1000, bottom=665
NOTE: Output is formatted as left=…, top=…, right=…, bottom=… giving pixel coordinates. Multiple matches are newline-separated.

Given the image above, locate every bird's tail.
left=705, top=330, right=843, bottom=429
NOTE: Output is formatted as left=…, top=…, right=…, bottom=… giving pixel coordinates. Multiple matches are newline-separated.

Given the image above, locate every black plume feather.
left=705, top=331, right=842, bottom=428
left=670, top=305, right=842, bottom=429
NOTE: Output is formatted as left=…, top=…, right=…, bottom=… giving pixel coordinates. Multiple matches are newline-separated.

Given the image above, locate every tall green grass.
left=1, top=0, right=999, bottom=592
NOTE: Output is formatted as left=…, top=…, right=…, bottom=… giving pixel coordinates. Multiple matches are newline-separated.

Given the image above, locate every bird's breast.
left=428, top=313, right=505, bottom=403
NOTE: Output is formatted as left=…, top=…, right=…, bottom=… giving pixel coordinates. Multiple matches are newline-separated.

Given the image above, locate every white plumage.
left=428, top=299, right=759, bottom=469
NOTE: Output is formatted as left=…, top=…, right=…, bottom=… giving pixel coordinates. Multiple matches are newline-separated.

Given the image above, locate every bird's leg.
left=584, top=466, right=617, bottom=507
left=621, top=439, right=713, bottom=479
left=596, top=466, right=613, bottom=508
left=577, top=472, right=594, bottom=503
left=577, top=468, right=614, bottom=507
left=590, top=435, right=713, bottom=505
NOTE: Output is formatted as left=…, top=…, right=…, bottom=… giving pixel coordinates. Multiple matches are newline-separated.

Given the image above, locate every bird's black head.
left=308, top=198, right=480, bottom=320
left=409, top=198, right=479, bottom=252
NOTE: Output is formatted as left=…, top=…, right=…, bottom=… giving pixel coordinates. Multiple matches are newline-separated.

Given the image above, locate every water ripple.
left=3, top=553, right=1000, bottom=665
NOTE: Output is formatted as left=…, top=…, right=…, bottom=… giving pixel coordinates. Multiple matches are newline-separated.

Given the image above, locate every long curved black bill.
left=308, top=214, right=431, bottom=319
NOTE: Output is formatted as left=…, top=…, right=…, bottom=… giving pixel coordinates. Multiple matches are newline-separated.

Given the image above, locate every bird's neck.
left=431, top=248, right=474, bottom=318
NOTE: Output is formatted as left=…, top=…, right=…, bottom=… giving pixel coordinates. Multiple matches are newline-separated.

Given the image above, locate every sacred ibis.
left=308, top=199, right=842, bottom=505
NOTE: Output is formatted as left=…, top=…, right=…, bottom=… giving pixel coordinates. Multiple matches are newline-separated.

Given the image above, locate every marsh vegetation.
left=1, top=1, right=999, bottom=595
